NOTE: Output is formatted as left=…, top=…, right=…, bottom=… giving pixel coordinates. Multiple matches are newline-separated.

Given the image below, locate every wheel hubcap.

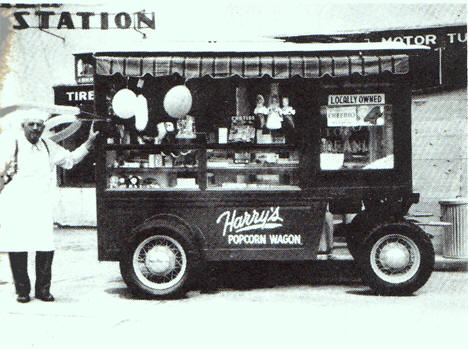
left=379, top=242, right=410, bottom=270
left=145, top=246, right=177, bottom=275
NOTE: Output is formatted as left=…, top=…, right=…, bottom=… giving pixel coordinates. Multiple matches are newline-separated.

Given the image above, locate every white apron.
left=0, top=134, right=88, bottom=252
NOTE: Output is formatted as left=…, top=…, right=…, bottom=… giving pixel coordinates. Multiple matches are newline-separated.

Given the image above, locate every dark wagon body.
left=87, top=42, right=434, bottom=297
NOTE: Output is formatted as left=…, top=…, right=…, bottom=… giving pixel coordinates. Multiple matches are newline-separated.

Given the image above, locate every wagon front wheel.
left=120, top=232, right=196, bottom=299
left=358, top=222, right=434, bottom=296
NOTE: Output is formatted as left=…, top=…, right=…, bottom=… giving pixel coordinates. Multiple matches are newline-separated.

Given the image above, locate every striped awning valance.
left=95, top=54, right=409, bottom=79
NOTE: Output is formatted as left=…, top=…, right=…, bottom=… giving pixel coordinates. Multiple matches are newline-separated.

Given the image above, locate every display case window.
left=206, top=148, right=300, bottom=190
left=106, top=149, right=200, bottom=191
left=105, top=146, right=300, bottom=191
left=101, top=76, right=306, bottom=191
left=320, top=94, right=394, bottom=170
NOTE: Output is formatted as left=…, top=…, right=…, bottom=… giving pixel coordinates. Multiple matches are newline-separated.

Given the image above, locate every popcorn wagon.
left=88, top=42, right=434, bottom=298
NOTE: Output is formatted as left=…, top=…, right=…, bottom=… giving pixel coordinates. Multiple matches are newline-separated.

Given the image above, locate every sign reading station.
left=9, top=9, right=155, bottom=30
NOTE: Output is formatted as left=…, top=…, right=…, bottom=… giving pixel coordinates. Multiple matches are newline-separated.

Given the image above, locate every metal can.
left=440, top=198, right=468, bottom=259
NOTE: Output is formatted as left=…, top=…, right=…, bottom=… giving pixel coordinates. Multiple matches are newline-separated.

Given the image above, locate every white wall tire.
left=359, top=222, right=434, bottom=296
left=132, top=235, right=187, bottom=291
left=370, top=234, right=421, bottom=284
left=120, top=229, right=197, bottom=299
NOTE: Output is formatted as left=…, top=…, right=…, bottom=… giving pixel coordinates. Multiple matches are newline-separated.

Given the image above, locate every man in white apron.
left=0, top=110, right=98, bottom=303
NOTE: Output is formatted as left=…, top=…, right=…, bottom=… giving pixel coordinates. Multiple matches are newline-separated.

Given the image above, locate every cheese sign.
left=328, top=94, right=385, bottom=106
left=327, top=105, right=385, bottom=127
left=327, top=106, right=358, bottom=127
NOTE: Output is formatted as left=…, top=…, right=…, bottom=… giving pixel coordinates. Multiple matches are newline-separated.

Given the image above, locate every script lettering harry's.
left=216, top=207, right=284, bottom=236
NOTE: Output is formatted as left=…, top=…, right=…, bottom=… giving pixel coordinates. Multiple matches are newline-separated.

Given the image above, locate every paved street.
left=0, top=228, right=467, bottom=349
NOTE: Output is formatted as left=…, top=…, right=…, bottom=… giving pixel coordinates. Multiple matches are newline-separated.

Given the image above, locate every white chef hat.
left=0, top=109, right=47, bottom=133
left=1, top=104, right=81, bottom=135
left=20, top=109, right=51, bottom=123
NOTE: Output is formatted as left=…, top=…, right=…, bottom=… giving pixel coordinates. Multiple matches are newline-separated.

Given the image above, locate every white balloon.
left=112, top=89, right=137, bottom=119
left=163, top=85, right=192, bottom=119
left=135, top=95, right=149, bottom=131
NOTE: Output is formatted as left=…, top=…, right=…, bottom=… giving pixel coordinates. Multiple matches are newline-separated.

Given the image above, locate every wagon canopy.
left=93, top=42, right=426, bottom=80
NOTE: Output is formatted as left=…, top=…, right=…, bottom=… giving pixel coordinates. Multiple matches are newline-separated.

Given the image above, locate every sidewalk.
left=0, top=227, right=466, bottom=349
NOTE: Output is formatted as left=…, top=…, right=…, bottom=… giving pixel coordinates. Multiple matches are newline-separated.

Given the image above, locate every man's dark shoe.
left=17, top=295, right=30, bottom=303
left=35, top=293, right=55, bottom=302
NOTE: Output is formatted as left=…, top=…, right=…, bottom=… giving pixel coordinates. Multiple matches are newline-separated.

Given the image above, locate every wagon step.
left=413, top=221, right=451, bottom=227
left=406, top=212, right=434, bottom=217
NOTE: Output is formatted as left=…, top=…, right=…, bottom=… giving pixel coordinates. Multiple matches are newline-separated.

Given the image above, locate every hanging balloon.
left=135, top=95, right=149, bottom=132
left=163, top=85, right=192, bottom=119
left=112, top=89, right=137, bottom=119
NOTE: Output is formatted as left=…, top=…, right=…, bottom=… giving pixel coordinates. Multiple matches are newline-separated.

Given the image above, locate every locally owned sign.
left=327, top=94, right=386, bottom=127
left=328, top=94, right=385, bottom=106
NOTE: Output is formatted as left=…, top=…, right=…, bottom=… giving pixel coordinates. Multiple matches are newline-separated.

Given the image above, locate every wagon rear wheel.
left=358, top=222, right=434, bottom=296
left=120, top=231, right=197, bottom=299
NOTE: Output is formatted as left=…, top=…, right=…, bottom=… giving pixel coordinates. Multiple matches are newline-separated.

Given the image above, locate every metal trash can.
left=439, top=198, right=468, bottom=259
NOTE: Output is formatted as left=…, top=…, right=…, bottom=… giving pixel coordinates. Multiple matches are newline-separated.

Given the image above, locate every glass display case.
left=105, top=143, right=300, bottom=191
left=205, top=145, right=300, bottom=190
left=101, top=78, right=304, bottom=192
left=105, top=146, right=200, bottom=191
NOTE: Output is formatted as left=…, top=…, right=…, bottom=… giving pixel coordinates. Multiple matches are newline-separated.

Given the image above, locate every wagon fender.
left=127, top=213, right=207, bottom=259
